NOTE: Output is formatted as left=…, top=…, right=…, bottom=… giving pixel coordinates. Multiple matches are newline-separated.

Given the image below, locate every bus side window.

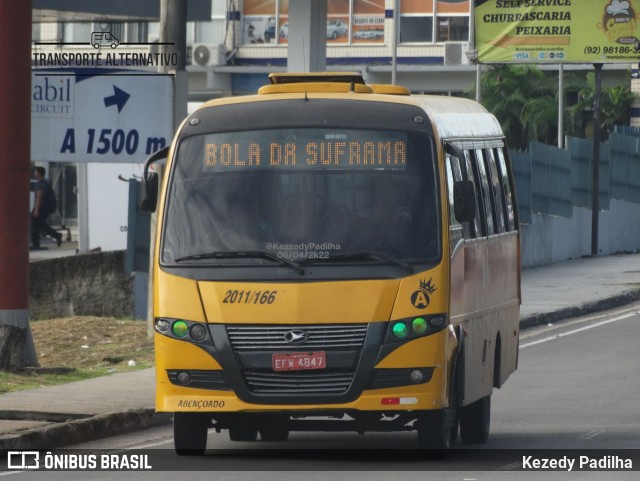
left=485, top=148, right=507, bottom=234
left=446, top=154, right=474, bottom=244
left=495, top=148, right=516, bottom=231
left=463, top=150, right=486, bottom=237
left=472, top=149, right=496, bottom=236
left=445, top=156, right=460, bottom=228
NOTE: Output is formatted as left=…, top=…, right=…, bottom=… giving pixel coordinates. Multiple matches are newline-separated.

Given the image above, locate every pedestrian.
left=30, top=166, right=62, bottom=250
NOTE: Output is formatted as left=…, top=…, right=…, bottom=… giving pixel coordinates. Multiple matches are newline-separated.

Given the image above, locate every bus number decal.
left=223, top=290, right=277, bottom=304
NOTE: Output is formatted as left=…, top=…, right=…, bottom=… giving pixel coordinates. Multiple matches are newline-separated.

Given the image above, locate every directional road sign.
left=32, top=70, right=173, bottom=163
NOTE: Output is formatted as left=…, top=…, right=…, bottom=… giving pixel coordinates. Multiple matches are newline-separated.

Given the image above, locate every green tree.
left=471, top=65, right=636, bottom=149
left=567, top=72, right=636, bottom=140
left=472, top=65, right=558, bottom=150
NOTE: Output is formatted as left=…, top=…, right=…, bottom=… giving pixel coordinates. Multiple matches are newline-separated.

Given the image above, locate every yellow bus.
left=142, top=72, right=521, bottom=455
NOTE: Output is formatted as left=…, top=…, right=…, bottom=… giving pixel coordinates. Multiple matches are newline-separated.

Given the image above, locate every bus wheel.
left=416, top=409, right=450, bottom=456
left=259, top=414, right=290, bottom=442
left=459, top=395, right=491, bottom=444
left=173, top=412, right=209, bottom=456
left=228, top=414, right=259, bottom=441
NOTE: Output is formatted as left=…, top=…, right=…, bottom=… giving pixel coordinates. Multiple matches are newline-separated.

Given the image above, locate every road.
left=3, top=304, right=640, bottom=480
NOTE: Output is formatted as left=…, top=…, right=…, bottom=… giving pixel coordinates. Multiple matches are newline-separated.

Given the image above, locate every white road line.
left=520, top=312, right=637, bottom=349
left=498, top=461, right=521, bottom=471
left=580, top=429, right=607, bottom=440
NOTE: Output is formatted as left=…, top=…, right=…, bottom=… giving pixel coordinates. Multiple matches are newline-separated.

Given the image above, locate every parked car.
left=327, top=20, right=348, bottom=39
left=354, top=28, right=384, bottom=40
left=281, top=20, right=349, bottom=40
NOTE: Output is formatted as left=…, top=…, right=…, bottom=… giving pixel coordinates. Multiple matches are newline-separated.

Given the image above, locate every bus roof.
left=411, top=95, right=504, bottom=141
left=195, top=74, right=504, bottom=141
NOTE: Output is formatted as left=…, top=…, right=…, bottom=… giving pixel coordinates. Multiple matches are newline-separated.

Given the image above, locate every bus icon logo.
left=7, top=451, right=40, bottom=470
left=284, top=330, right=309, bottom=344
left=91, top=31, right=119, bottom=49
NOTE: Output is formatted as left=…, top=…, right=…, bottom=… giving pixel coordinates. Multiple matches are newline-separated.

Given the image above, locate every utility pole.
left=591, top=63, right=603, bottom=257
left=160, top=0, right=188, bottom=125
left=147, top=0, right=188, bottom=334
left=0, top=1, right=38, bottom=369
left=391, top=0, right=400, bottom=85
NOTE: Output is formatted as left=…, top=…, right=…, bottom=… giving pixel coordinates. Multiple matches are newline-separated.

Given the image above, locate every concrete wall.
left=29, top=251, right=133, bottom=320
left=521, top=199, right=640, bottom=268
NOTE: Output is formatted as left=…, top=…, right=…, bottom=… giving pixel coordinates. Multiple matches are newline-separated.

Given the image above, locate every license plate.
left=272, top=351, right=326, bottom=372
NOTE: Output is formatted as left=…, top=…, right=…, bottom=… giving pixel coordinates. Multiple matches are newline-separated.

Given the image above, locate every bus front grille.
left=226, top=324, right=368, bottom=351
left=243, top=369, right=355, bottom=395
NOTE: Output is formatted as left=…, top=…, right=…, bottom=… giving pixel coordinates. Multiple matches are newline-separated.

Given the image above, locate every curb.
left=0, top=409, right=171, bottom=451
left=519, top=288, right=640, bottom=329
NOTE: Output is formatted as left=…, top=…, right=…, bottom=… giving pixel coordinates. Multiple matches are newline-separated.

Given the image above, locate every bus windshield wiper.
left=175, top=251, right=304, bottom=274
left=301, top=251, right=413, bottom=274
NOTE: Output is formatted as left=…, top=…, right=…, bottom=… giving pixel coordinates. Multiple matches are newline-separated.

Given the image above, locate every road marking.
left=520, top=312, right=637, bottom=349
left=580, top=429, right=607, bottom=440
left=498, top=461, right=521, bottom=470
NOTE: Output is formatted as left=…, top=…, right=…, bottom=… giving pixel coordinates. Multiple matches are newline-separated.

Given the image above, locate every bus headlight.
left=392, top=322, right=409, bottom=339
left=171, top=320, right=189, bottom=338
left=411, top=317, right=428, bottom=334
left=156, top=318, right=170, bottom=332
left=385, top=314, right=448, bottom=343
left=190, top=324, right=208, bottom=342
left=155, top=318, right=212, bottom=344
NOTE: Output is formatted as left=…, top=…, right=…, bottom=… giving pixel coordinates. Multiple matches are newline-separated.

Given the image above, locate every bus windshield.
left=161, top=127, right=440, bottom=270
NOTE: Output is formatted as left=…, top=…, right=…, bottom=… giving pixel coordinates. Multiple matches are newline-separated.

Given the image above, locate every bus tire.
left=449, top=366, right=462, bottom=445
left=459, top=394, right=491, bottom=444
left=173, top=412, right=209, bottom=455
left=416, top=409, right=450, bottom=456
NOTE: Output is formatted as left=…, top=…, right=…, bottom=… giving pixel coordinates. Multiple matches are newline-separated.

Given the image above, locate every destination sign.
left=202, top=129, right=407, bottom=171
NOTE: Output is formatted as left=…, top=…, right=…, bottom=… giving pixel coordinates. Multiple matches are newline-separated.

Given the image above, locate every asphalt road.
left=4, top=303, right=640, bottom=480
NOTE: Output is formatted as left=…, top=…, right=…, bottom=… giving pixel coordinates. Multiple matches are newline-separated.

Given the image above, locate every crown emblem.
left=419, top=278, right=436, bottom=294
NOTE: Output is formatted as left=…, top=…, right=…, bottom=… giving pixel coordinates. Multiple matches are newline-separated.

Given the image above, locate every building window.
left=436, top=16, right=469, bottom=42
left=352, top=0, right=384, bottom=44
left=400, top=0, right=434, bottom=43
left=243, top=0, right=277, bottom=45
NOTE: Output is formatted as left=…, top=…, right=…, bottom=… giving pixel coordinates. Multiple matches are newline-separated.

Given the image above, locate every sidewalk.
left=2, top=252, right=640, bottom=450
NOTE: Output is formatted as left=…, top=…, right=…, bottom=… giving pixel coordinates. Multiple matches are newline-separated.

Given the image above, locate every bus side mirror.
left=140, top=146, right=170, bottom=213
left=141, top=173, right=159, bottom=213
left=453, top=180, right=476, bottom=223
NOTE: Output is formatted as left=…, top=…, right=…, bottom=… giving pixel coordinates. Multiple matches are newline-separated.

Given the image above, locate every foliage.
left=469, top=65, right=636, bottom=150
left=568, top=72, right=637, bottom=140
left=0, top=317, right=153, bottom=393
left=473, top=65, right=558, bottom=149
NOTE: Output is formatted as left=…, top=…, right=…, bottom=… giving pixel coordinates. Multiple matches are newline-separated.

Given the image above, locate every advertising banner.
left=476, top=0, right=640, bottom=63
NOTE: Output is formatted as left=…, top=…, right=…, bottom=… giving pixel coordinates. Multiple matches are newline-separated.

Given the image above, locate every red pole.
left=0, top=0, right=37, bottom=367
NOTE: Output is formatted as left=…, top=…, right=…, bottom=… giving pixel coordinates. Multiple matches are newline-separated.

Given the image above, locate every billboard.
left=476, top=0, right=640, bottom=63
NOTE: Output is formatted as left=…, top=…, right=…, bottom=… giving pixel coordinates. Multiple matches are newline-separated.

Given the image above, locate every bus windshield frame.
left=159, top=104, right=442, bottom=281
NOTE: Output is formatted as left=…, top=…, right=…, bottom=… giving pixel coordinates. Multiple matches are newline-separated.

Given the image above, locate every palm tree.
left=474, top=65, right=558, bottom=150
